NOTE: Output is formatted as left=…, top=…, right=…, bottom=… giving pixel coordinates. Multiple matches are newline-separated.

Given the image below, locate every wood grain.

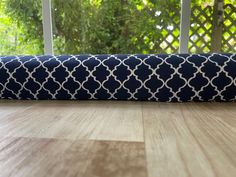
left=0, top=137, right=147, bottom=177
left=0, top=100, right=236, bottom=177
left=0, top=101, right=144, bottom=142
left=142, top=102, right=236, bottom=177
left=0, top=100, right=33, bottom=117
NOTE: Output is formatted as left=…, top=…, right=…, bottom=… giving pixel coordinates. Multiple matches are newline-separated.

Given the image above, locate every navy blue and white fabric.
left=0, top=53, right=236, bottom=102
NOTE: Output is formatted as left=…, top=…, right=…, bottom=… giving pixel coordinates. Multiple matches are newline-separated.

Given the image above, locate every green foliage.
left=0, top=0, right=181, bottom=54
left=0, top=0, right=43, bottom=55
left=0, top=0, right=235, bottom=55
left=51, top=0, right=181, bottom=54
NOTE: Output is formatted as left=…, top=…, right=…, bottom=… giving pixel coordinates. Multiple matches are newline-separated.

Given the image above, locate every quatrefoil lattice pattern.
left=0, top=53, right=236, bottom=102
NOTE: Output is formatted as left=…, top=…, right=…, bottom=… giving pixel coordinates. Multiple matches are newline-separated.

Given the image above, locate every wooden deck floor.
left=0, top=100, right=235, bottom=177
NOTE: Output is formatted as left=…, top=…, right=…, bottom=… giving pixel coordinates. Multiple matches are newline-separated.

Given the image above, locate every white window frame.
left=42, top=0, right=53, bottom=55
left=179, top=0, right=191, bottom=54
left=41, top=0, right=191, bottom=55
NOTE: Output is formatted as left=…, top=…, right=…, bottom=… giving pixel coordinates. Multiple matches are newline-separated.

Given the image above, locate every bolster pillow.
left=0, top=53, right=235, bottom=101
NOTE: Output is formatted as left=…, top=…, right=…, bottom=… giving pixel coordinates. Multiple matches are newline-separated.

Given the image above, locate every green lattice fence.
left=156, top=9, right=180, bottom=54
left=222, top=4, right=236, bottom=52
left=157, top=4, right=236, bottom=54
left=189, top=6, right=213, bottom=53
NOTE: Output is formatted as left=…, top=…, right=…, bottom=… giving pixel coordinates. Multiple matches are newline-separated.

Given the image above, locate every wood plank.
left=0, top=100, right=236, bottom=177
left=84, top=140, right=147, bottom=177
left=0, top=101, right=144, bottom=142
left=0, top=100, right=33, bottom=117
left=142, top=102, right=236, bottom=177
left=0, top=137, right=147, bottom=177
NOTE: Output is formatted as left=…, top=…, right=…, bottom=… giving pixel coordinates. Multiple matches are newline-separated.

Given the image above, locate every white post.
left=179, top=0, right=191, bottom=54
left=42, top=0, right=53, bottom=55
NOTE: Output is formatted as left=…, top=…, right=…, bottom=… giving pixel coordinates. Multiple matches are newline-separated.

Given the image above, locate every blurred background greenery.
left=0, top=0, right=235, bottom=55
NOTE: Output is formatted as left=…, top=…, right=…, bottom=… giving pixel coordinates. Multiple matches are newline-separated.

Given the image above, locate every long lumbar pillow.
left=0, top=53, right=235, bottom=101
